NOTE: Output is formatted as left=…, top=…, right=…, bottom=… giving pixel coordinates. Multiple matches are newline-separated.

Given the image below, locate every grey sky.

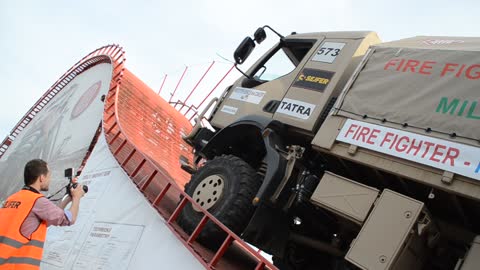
left=1, top=0, right=478, bottom=138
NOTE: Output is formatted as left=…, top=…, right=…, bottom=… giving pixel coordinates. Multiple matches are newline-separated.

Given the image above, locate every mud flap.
left=242, top=203, right=290, bottom=257
left=253, top=127, right=288, bottom=204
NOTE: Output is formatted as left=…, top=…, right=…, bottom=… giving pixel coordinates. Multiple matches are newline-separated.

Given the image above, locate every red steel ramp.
left=0, top=45, right=275, bottom=270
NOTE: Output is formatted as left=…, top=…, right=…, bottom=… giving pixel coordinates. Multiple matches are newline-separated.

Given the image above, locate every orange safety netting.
left=116, top=69, right=193, bottom=188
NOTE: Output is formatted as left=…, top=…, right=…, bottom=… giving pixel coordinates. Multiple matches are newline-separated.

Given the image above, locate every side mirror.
left=253, top=28, right=266, bottom=44
left=233, top=37, right=255, bottom=65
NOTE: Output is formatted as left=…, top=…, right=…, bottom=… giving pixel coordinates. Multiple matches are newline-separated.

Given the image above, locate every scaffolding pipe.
left=157, top=74, right=167, bottom=95
left=186, top=64, right=235, bottom=120
left=169, top=66, right=188, bottom=102
left=178, top=61, right=215, bottom=111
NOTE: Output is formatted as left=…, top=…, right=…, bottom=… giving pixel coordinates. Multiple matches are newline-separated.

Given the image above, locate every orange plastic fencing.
left=115, top=69, right=193, bottom=188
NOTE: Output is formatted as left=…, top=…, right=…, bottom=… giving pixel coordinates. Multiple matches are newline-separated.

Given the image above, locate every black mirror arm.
left=262, top=25, right=284, bottom=39
left=235, top=63, right=252, bottom=80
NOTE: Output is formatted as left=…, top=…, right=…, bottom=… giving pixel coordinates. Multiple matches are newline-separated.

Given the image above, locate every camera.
left=64, top=168, right=75, bottom=179
left=65, top=168, right=88, bottom=196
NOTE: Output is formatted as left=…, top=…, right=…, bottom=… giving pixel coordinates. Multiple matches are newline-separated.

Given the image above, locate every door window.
left=253, top=49, right=295, bottom=81
left=252, top=40, right=314, bottom=82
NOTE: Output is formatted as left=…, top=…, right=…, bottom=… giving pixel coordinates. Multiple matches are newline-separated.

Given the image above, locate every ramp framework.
left=0, top=45, right=276, bottom=270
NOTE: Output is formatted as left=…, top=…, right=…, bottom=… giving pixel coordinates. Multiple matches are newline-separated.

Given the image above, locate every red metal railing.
left=159, top=59, right=235, bottom=125
left=169, top=65, right=189, bottom=103
left=168, top=63, right=236, bottom=127
left=185, top=64, right=235, bottom=122
left=158, top=74, right=168, bottom=95
left=176, top=61, right=215, bottom=111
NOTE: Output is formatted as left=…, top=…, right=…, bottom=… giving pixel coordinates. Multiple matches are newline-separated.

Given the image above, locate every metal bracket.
left=271, top=145, right=305, bottom=203
left=441, top=171, right=455, bottom=185
left=179, top=155, right=197, bottom=174
left=348, top=144, right=358, bottom=155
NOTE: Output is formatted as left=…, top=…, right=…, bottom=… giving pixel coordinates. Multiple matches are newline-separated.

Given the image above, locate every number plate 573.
left=312, top=42, right=346, bottom=63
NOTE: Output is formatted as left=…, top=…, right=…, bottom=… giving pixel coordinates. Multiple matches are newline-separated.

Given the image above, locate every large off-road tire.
left=177, top=154, right=261, bottom=249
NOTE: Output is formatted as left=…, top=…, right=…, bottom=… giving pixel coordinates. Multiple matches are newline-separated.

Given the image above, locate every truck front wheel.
left=178, top=154, right=261, bottom=249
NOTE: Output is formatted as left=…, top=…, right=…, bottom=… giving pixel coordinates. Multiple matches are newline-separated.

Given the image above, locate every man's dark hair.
left=24, top=159, right=49, bottom=186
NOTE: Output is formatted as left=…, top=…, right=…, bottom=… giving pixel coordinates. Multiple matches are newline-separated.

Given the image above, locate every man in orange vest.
left=0, top=159, right=85, bottom=269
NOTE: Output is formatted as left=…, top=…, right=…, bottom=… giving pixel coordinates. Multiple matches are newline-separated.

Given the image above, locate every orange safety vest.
left=0, top=190, right=47, bottom=269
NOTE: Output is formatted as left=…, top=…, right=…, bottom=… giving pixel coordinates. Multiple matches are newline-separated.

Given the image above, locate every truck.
left=177, top=26, right=480, bottom=270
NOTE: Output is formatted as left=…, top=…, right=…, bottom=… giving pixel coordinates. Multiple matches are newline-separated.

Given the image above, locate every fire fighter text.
left=383, top=58, right=480, bottom=80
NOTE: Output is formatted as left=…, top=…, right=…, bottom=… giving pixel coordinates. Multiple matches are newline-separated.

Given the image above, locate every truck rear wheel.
left=178, top=154, right=261, bottom=249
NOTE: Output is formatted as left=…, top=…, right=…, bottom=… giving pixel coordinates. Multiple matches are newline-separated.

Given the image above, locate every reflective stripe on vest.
left=0, top=190, right=47, bottom=269
left=0, top=236, right=44, bottom=249
left=0, top=257, right=41, bottom=267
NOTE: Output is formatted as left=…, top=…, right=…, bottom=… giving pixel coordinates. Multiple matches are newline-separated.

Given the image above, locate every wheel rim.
left=192, top=174, right=225, bottom=212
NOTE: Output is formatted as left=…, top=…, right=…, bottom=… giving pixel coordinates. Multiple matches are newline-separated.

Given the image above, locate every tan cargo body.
left=314, top=36, right=480, bottom=201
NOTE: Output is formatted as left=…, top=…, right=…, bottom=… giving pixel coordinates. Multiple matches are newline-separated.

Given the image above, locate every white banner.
left=42, top=134, right=203, bottom=270
left=0, top=63, right=113, bottom=201
left=73, top=222, right=143, bottom=270
left=337, top=119, right=480, bottom=181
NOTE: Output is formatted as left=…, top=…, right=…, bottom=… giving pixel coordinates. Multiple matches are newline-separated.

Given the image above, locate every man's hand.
left=70, top=184, right=86, bottom=200
left=67, top=184, right=84, bottom=224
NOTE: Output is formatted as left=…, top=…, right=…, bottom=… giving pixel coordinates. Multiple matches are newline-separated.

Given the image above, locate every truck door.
left=272, top=32, right=381, bottom=133
left=210, top=35, right=324, bottom=129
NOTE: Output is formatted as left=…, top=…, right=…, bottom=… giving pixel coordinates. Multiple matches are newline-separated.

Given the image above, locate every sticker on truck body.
left=312, top=42, right=346, bottom=63
left=276, top=98, right=316, bottom=120
left=220, top=105, right=238, bottom=115
left=229, top=87, right=266, bottom=104
left=293, top=68, right=335, bottom=92
left=337, top=119, right=480, bottom=181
